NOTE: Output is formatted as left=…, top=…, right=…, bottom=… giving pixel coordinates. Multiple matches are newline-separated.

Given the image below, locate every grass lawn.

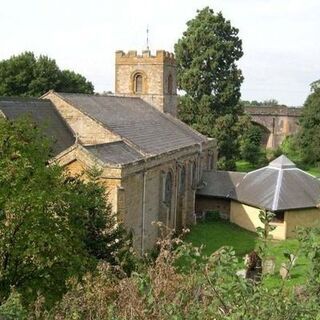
left=185, top=219, right=310, bottom=288
left=235, top=160, right=259, bottom=173
left=305, top=166, right=320, bottom=177
left=263, top=239, right=310, bottom=288
left=184, top=219, right=256, bottom=257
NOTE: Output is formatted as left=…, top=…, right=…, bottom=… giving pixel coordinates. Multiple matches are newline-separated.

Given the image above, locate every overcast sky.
left=1, top=0, right=319, bottom=106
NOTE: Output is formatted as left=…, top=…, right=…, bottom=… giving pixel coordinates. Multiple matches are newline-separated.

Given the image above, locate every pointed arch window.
left=192, top=161, right=197, bottom=188
left=164, top=171, right=173, bottom=205
left=179, top=166, right=186, bottom=194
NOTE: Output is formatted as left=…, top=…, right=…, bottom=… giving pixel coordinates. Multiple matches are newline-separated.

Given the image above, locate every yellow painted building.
left=198, top=156, right=320, bottom=239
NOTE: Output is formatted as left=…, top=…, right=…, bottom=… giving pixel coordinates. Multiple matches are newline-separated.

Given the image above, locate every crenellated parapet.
left=115, top=50, right=175, bottom=65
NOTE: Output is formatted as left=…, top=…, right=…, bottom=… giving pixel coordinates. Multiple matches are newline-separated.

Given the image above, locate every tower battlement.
left=115, top=49, right=177, bottom=116
left=115, top=50, right=175, bottom=65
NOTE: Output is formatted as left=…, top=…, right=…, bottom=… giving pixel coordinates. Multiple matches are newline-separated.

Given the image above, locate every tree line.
left=0, top=52, right=93, bottom=97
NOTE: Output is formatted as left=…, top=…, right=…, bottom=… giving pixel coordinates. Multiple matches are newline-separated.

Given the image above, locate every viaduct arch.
left=245, top=106, right=302, bottom=149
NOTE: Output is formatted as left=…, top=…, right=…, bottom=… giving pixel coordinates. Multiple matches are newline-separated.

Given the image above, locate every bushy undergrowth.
left=2, top=226, right=319, bottom=320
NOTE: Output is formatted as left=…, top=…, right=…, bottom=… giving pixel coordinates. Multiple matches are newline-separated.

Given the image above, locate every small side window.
left=271, top=211, right=285, bottom=223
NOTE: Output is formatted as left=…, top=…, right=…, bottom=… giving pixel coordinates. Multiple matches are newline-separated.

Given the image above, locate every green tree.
left=0, top=52, right=94, bottom=97
left=0, top=117, right=125, bottom=308
left=241, top=99, right=280, bottom=107
left=175, top=7, right=244, bottom=170
left=297, top=81, right=320, bottom=165
left=66, top=169, right=129, bottom=266
left=58, top=70, right=94, bottom=94
left=240, top=124, right=266, bottom=165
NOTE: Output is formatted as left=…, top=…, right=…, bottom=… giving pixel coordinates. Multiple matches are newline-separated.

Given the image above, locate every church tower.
left=115, top=50, right=177, bottom=116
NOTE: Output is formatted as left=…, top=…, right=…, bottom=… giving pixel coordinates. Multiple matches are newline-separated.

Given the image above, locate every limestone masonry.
left=115, top=50, right=177, bottom=116
left=40, top=50, right=217, bottom=252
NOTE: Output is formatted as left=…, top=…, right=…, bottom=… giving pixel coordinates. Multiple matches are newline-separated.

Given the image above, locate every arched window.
left=192, top=162, right=197, bottom=187
left=164, top=172, right=173, bottom=205
left=168, top=74, right=173, bottom=94
left=134, top=73, right=143, bottom=94
left=179, top=166, right=186, bottom=194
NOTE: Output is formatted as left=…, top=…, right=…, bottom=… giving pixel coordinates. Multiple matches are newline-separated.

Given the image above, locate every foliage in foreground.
left=0, top=211, right=320, bottom=319
left=6, top=225, right=316, bottom=320
left=0, top=117, right=128, bottom=308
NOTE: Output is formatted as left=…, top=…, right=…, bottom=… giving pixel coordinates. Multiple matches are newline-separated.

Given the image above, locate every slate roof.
left=0, top=97, right=75, bottom=156
left=56, top=93, right=207, bottom=156
left=230, top=155, right=320, bottom=211
left=197, top=171, right=246, bottom=198
left=84, top=141, right=144, bottom=166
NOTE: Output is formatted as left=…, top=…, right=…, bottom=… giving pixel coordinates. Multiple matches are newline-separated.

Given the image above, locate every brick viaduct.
left=245, top=106, right=302, bottom=149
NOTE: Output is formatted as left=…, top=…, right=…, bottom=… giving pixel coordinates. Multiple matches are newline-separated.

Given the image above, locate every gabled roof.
left=0, top=97, right=75, bottom=156
left=230, top=155, right=320, bottom=211
left=55, top=92, right=207, bottom=156
left=197, top=171, right=246, bottom=198
left=84, top=141, right=144, bottom=166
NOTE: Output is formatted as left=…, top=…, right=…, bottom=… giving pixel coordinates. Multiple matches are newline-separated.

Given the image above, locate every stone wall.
left=195, top=196, right=231, bottom=220
left=118, top=153, right=206, bottom=251
left=46, top=91, right=217, bottom=252
left=115, top=50, right=177, bottom=116
left=245, top=106, right=301, bottom=149
left=43, top=92, right=121, bottom=145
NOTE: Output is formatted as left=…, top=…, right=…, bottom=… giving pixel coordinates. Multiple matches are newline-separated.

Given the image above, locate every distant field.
left=185, top=219, right=310, bottom=288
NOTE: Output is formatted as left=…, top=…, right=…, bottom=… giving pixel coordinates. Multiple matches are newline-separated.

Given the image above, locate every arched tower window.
left=134, top=73, right=143, bottom=94
left=168, top=74, right=173, bottom=95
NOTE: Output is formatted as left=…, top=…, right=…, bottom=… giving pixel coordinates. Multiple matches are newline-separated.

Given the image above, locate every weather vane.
left=146, top=25, right=150, bottom=50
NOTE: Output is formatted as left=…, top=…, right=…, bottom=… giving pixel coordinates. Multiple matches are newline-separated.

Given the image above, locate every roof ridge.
left=272, top=168, right=283, bottom=211
left=58, top=92, right=142, bottom=100
left=52, top=92, right=151, bottom=158
left=269, top=155, right=296, bottom=169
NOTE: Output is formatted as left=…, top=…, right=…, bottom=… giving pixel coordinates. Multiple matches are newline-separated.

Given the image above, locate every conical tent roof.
left=230, top=155, right=320, bottom=211
left=269, top=155, right=296, bottom=169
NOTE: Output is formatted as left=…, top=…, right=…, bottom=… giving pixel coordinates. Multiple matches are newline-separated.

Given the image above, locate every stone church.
left=0, top=50, right=217, bottom=252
